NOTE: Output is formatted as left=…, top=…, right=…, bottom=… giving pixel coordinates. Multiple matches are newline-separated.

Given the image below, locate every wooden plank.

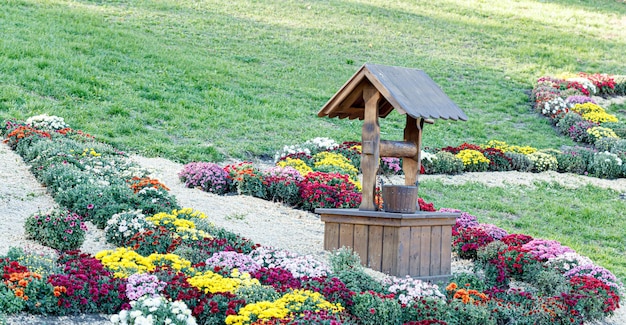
left=353, top=225, right=369, bottom=266
left=430, top=226, right=442, bottom=275
left=367, top=226, right=383, bottom=271
left=441, top=225, right=452, bottom=275
left=409, top=226, right=421, bottom=276
left=318, top=209, right=459, bottom=219
left=381, top=226, right=398, bottom=275
left=419, top=226, right=431, bottom=276
left=338, top=223, right=354, bottom=249
left=319, top=214, right=457, bottom=227
left=324, top=223, right=340, bottom=250
left=338, top=82, right=367, bottom=112
left=396, top=227, right=411, bottom=276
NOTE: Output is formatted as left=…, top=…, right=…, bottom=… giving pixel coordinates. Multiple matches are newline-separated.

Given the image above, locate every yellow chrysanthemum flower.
left=277, top=158, right=312, bottom=176
left=455, top=149, right=490, bottom=166
left=571, top=103, right=604, bottom=115
left=508, top=145, right=537, bottom=155
left=95, top=247, right=154, bottom=278
left=483, top=140, right=509, bottom=152
left=587, top=126, right=619, bottom=141
left=187, top=269, right=259, bottom=294
left=225, top=289, right=343, bottom=325
left=582, top=111, right=619, bottom=123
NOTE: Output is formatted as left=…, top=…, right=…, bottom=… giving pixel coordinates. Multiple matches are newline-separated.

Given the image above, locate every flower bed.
left=530, top=73, right=626, bottom=175
left=1, top=116, right=623, bottom=324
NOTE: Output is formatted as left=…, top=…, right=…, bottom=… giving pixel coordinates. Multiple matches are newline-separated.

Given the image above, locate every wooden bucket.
left=382, top=185, right=418, bottom=213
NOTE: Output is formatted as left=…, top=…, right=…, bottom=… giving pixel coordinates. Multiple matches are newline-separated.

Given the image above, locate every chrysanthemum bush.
left=249, top=246, right=330, bottom=278
left=111, top=294, right=197, bottom=325
left=178, top=162, right=232, bottom=194
left=205, top=251, right=261, bottom=275
left=298, top=171, right=362, bottom=211
left=24, top=208, right=88, bottom=251
left=105, top=210, right=154, bottom=247
left=25, top=114, right=69, bottom=131
left=125, top=273, right=166, bottom=301
left=260, top=166, right=302, bottom=206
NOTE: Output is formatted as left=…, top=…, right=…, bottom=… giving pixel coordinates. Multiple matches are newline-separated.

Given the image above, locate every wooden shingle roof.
left=317, top=63, right=468, bottom=121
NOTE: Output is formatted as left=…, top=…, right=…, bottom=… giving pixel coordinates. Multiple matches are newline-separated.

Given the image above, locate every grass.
left=1, top=0, right=626, bottom=283
left=1, top=0, right=625, bottom=162
left=421, top=180, right=626, bottom=283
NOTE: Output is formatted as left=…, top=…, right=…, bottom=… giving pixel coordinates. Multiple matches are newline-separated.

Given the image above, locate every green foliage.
left=424, top=151, right=465, bottom=175
left=504, top=152, right=533, bottom=172
left=126, top=226, right=179, bottom=255
left=40, top=164, right=89, bottom=197
left=588, top=151, right=623, bottom=179
left=349, top=291, right=402, bottom=325
left=555, top=152, right=587, bottom=174
left=613, top=76, right=626, bottom=95
left=5, top=247, right=62, bottom=278
left=329, top=246, right=363, bottom=274
left=483, top=150, right=512, bottom=172
left=334, top=269, right=384, bottom=294
left=134, top=187, right=180, bottom=215
left=594, top=137, right=620, bottom=152
left=327, top=246, right=388, bottom=297
left=531, top=268, right=571, bottom=297
left=54, top=183, right=138, bottom=229
left=237, top=173, right=268, bottom=199
left=445, top=300, right=496, bottom=325
left=610, top=139, right=626, bottom=154
left=0, top=283, right=25, bottom=314
left=264, top=179, right=300, bottom=207
left=170, top=244, right=204, bottom=266
left=449, top=272, right=488, bottom=292
left=22, top=277, right=61, bottom=315
left=234, top=284, right=280, bottom=304
left=476, top=241, right=508, bottom=266
left=24, top=209, right=87, bottom=251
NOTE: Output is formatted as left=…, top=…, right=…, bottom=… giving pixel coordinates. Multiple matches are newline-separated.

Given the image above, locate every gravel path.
left=1, top=142, right=624, bottom=324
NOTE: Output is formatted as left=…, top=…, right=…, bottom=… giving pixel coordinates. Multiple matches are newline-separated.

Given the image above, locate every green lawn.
left=1, top=0, right=625, bottom=281
left=420, top=180, right=626, bottom=283
left=1, top=0, right=625, bottom=162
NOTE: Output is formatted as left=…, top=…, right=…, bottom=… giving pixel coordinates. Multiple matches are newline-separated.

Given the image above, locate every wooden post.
left=359, top=85, right=380, bottom=211
left=403, top=116, right=424, bottom=186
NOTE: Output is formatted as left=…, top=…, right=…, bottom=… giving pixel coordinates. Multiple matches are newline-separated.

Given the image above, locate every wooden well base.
left=316, top=208, right=459, bottom=280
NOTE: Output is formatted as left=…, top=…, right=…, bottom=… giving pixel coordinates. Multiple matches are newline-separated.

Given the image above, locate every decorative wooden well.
left=315, top=63, right=468, bottom=279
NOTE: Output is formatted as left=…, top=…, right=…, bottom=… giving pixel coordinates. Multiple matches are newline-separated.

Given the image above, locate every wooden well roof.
left=317, top=63, right=468, bottom=121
